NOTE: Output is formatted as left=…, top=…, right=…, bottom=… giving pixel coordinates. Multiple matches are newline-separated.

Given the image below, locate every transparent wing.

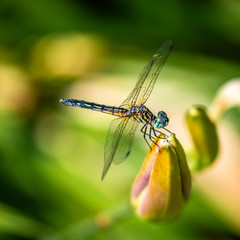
left=113, top=118, right=139, bottom=165
left=102, top=118, right=139, bottom=180
left=120, top=40, right=173, bottom=108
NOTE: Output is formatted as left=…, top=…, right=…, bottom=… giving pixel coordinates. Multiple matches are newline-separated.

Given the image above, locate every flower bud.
left=209, top=78, right=240, bottom=121
left=185, top=106, right=218, bottom=171
left=168, top=134, right=191, bottom=201
left=131, top=134, right=191, bottom=221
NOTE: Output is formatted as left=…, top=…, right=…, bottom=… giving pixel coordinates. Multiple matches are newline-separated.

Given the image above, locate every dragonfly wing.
left=120, top=40, right=173, bottom=107
left=113, top=118, right=139, bottom=165
left=137, top=40, right=173, bottom=105
left=102, top=118, right=139, bottom=180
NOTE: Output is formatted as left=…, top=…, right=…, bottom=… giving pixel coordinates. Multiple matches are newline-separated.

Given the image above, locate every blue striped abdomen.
left=60, top=99, right=128, bottom=117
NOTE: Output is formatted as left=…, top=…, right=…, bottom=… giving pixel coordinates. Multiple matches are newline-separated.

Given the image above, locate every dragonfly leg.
left=151, top=127, right=173, bottom=152
left=153, top=128, right=168, bottom=138
left=152, top=127, right=159, bottom=138
left=153, top=128, right=172, bottom=145
left=140, top=123, right=152, bottom=149
left=163, top=127, right=172, bottom=135
left=148, top=126, right=160, bottom=149
left=141, top=124, right=164, bottom=150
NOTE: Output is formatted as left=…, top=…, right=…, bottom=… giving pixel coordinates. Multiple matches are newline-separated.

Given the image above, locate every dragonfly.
left=60, top=40, right=173, bottom=180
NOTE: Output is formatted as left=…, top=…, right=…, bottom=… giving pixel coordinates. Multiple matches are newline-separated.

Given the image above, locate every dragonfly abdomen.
left=60, top=99, right=128, bottom=117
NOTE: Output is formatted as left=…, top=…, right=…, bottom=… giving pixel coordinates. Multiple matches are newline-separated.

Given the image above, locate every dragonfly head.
left=154, top=111, right=169, bottom=128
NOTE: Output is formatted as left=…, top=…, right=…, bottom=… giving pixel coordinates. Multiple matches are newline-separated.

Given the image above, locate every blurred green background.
left=0, top=0, right=240, bottom=239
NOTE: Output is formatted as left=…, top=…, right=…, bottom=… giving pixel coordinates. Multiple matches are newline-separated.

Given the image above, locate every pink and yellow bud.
left=131, top=134, right=191, bottom=221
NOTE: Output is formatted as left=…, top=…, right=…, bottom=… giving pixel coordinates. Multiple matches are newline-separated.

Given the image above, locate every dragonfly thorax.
left=126, top=105, right=154, bottom=123
left=127, top=104, right=146, bottom=115
left=154, top=111, right=169, bottom=128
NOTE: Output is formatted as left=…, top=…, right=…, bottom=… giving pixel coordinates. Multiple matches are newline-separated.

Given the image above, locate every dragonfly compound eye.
left=158, top=111, right=167, bottom=118
left=155, top=112, right=169, bottom=128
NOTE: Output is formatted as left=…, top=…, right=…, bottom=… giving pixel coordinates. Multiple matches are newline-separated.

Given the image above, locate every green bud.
left=185, top=106, right=218, bottom=171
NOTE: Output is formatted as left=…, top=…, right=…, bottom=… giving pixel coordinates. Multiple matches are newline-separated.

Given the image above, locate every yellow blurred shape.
left=0, top=65, right=34, bottom=113
left=31, top=34, right=103, bottom=78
